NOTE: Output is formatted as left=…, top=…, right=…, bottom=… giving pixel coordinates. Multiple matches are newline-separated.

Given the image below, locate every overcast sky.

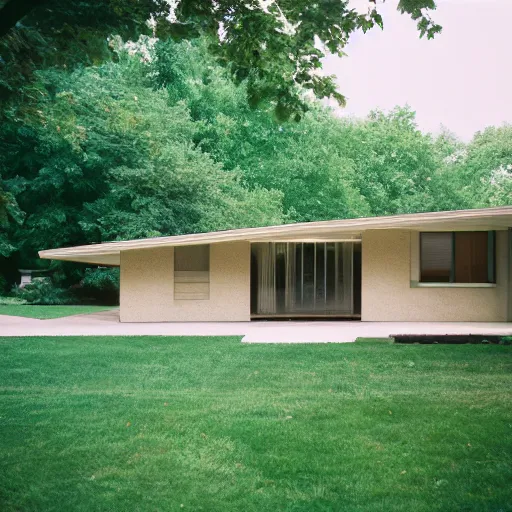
left=322, top=0, right=512, bottom=140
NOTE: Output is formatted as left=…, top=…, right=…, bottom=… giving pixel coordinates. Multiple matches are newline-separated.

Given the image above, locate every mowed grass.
left=0, top=337, right=511, bottom=512
left=0, top=305, right=117, bottom=319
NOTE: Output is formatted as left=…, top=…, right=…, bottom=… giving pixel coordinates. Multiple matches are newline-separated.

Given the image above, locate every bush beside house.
left=3, top=268, right=120, bottom=306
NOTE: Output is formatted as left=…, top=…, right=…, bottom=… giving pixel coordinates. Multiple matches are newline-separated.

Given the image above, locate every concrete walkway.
left=1, top=309, right=512, bottom=342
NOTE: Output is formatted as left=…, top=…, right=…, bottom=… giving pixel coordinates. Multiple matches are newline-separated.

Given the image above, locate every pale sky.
left=322, top=0, right=512, bottom=140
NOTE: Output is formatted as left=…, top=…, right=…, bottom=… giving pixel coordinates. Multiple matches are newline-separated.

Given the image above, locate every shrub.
left=0, top=296, right=27, bottom=305
left=14, top=278, right=72, bottom=305
left=80, top=268, right=120, bottom=305
left=0, top=275, right=7, bottom=295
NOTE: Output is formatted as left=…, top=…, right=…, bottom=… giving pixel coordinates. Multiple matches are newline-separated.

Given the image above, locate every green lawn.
left=0, top=337, right=511, bottom=512
left=0, top=305, right=117, bottom=319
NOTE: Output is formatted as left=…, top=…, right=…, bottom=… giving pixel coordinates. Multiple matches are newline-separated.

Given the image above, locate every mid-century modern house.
left=39, top=206, right=512, bottom=323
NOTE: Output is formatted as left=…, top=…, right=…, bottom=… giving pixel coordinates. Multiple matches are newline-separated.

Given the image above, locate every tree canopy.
left=1, top=38, right=510, bottom=271
left=0, top=4, right=510, bottom=302
left=0, top=0, right=441, bottom=119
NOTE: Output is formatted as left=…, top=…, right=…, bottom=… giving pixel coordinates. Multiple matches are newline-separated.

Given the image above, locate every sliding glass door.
left=251, top=242, right=357, bottom=316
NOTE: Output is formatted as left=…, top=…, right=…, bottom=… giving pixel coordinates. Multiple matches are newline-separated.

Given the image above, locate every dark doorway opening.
left=250, top=242, right=362, bottom=319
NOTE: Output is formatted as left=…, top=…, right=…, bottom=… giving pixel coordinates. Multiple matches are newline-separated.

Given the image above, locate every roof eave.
left=38, top=206, right=512, bottom=264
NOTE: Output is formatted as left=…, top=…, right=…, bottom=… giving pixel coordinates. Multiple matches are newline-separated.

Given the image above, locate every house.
left=39, top=206, right=512, bottom=323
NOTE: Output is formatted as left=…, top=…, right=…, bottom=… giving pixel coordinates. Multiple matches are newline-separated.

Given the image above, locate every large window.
left=251, top=242, right=357, bottom=316
left=174, top=245, right=210, bottom=300
left=420, top=232, right=495, bottom=284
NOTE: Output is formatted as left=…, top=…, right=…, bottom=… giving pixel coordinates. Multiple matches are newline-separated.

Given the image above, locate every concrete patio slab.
left=1, top=308, right=511, bottom=342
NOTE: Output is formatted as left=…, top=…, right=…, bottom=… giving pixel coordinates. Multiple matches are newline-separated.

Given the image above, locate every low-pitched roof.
left=39, top=206, right=512, bottom=266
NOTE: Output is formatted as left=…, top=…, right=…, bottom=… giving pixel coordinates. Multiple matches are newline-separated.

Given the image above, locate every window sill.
left=411, top=281, right=497, bottom=289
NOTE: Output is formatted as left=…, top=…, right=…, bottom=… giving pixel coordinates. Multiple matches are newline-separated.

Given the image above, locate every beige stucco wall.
left=119, top=231, right=509, bottom=323
left=120, top=242, right=250, bottom=322
left=361, top=229, right=509, bottom=322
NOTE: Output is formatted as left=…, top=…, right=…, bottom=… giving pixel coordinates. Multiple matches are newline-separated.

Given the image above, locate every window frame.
left=415, top=231, right=496, bottom=287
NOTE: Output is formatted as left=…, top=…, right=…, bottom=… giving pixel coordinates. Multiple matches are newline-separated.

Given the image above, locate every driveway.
left=1, top=308, right=512, bottom=342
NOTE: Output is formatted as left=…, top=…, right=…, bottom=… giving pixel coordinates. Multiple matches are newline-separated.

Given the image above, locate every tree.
left=0, top=180, right=23, bottom=257
left=152, top=38, right=370, bottom=221
left=448, top=126, right=512, bottom=208
left=0, top=43, right=284, bottom=274
left=0, top=0, right=441, bottom=119
left=148, top=40, right=478, bottom=221
left=1, top=33, right=510, bottom=295
left=329, top=107, right=442, bottom=215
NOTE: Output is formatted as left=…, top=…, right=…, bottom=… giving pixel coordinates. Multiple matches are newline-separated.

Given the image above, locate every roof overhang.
left=39, top=206, right=512, bottom=266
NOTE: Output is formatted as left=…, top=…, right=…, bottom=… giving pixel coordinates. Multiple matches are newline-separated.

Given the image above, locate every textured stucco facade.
left=119, top=230, right=509, bottom=323
left=120, top=242, right=250, bottom=322
left=361, top=229, right=509, bottom=322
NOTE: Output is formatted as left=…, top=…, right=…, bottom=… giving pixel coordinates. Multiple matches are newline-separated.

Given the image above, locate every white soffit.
left=39, top=206, right=512, bottom=266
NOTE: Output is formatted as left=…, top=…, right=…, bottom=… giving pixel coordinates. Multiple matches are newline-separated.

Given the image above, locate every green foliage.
left=0, top=0, right=442, bottom=120
left=13, top=278, right=72, bottom=305
left=151, top=40, right=488, bottom=222
left=0, top=275, right=9, bottom=295
left=81, top=268, right=120, bottom=305
left=0, top=234, right=16, bottom=259
left=426, top=125, right=512, bottom=210
left=1, top=44, right=284, bottom=275
left=0, top=295, right=27, bottom=305
left=82, top=268, right=119, bottom=293
left=0, top=180, right=24, bottom=257
left=226, top=109, right=373, bottom=222
left=461, top=126, right=512, bottom=207
left=332, top=107, right=441, bottom=215
left=0, top=37, right=510, bottom=299
left=398, top=0, right=442, bottom=39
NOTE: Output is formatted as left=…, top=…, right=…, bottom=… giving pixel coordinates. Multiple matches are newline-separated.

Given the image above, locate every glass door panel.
left=251, top=242, right=357, bottom=316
